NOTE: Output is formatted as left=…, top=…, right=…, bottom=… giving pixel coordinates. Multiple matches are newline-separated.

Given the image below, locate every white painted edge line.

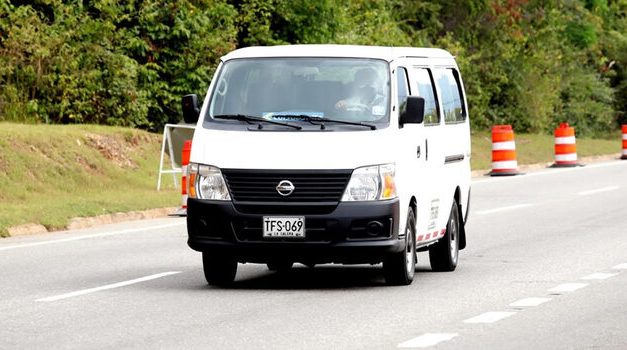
left=36, top=271, right=182, bottom=302
left=509, top=297, right=552, bottom=308
left=612, top=263, right=627, bottom=270
left=476, top=204, right=533, bottom=215
left=577, top=186, right=619, bottom=196
left=548, top=283, right=589, bottom=294
left=463, top=311, right=516, bottom=324
left=0, top=222, right=185, bottom=252
left=581, top=272, right=619, bottom=280
left=398, top=333, right=459, bottom=348
left=473, top=160, right=626, bottom=184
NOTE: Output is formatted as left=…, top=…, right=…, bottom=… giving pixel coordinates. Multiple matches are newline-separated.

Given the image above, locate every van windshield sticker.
left=263, top=111, right=324, bottom=121
left=372, top=106, right=385, bottom=116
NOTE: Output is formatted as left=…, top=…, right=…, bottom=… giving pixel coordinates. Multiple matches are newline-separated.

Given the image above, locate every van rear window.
left=435, top=69, right=466, bottom=123
left=413, top=68, right=440, bottom=125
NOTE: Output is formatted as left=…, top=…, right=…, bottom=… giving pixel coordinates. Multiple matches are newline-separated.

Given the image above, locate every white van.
left=182, top=45, right=471, bottom=286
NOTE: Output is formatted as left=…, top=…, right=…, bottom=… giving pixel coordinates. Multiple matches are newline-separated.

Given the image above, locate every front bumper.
left=186, top=198, right=401, bottom=264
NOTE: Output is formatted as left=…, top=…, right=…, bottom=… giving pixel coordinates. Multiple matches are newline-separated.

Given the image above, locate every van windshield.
left=206, top=58, right=390, bottom=130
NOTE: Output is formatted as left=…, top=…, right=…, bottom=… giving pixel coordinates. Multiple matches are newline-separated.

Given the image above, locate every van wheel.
left=202, top=252, right=237, bottom=286
left=429, top=200, right=460, bottom=272
left=267, top=260, right=293, bottom=272
left=383, top=208, right=416, bottom=286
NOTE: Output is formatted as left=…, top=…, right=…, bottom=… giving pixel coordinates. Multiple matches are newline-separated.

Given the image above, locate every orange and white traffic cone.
left=489, top=125, right=520, bottom=176
left=621, top=125, right=627, bottom=160
left=172, top=140, right=192, bottom=216
left=551, top=123, right=580, bottom=167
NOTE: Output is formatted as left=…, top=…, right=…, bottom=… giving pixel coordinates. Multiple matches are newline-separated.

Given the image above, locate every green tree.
left=0, top=0, right=625, bottom=134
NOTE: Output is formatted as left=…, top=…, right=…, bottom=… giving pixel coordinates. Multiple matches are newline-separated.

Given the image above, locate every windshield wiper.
left=213, top=114, right=302, bottom=130
left=279, top=114, right=377, bottom=130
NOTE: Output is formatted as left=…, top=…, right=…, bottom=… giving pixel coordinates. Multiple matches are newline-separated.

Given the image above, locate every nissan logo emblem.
left=276, top=180, right=295, bottom=196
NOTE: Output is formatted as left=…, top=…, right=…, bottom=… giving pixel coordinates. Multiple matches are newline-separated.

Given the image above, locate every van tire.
left=383, top=208, right=416, bottom=286
left=202, top=252, right=237, bottom=286
left=429, top=199, right=460, bottom=272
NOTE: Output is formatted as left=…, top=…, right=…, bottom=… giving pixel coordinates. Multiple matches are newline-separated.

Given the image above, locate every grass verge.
left=0, top=123, right=179, bottom=237
left=470, top=131, right=622, bottom=170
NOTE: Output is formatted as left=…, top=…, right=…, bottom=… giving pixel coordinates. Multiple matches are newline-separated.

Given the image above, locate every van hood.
left=189, top=127, right=393, bottom=170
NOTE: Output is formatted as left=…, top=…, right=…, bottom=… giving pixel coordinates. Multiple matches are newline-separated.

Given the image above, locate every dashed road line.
left=475, top=204, right=533, bottom=215
left=612, top=263, right=627, bottom=270
left=577, top=186, right=619, bottom=196
left=463, top=312, right=516, bottom=324
left=36, top=271, right=182, bottom=302
left=0, top=222, right=185, bottom=252
left=397, top=263, right=624, bottom=348
left=397, top=333, right=459, bottom=348
left=509, top=297, right=552, bottom=309
left=548, top=283, right=588, bottom=294
left=581, top=272, right=618, bottom=280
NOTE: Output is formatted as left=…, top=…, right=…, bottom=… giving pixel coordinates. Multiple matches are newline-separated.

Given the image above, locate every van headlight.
left=341, top=164, right=397, bottom=201
left=188, top=163, right=231, bottom=200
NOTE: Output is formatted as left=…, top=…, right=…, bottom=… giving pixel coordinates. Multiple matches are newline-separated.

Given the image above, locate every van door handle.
left=417, top=145, right=421, bottom=158
left=425, top=139, right=429, bottom=161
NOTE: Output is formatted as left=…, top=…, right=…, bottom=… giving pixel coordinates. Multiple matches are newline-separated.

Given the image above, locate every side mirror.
left=182, top=94, right=200, bottom=124
left=399, top=96, right=425, bottom=126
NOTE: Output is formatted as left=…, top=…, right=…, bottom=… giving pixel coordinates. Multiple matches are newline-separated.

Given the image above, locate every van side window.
left=436, top=68, right=466, bottom=123
left=396, top=67, right=410, bottom=114
left=414, top=68, right=439, bottom=125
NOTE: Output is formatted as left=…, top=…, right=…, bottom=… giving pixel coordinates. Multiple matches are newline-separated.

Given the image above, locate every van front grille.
left=221, top=169, right=352, bottom=203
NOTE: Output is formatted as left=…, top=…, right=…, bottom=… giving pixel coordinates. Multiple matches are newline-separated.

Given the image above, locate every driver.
left=335, top=68, right=383, bottom=112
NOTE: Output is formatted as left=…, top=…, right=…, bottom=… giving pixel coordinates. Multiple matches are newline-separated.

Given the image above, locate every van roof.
left=221, top=45, right=454, bottom=62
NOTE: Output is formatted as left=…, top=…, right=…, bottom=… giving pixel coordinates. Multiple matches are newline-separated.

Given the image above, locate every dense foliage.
left=0, top=0, right=625, bottom=136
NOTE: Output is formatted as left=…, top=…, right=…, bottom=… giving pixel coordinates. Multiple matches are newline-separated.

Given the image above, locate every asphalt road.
left=1, top=160, right=626, bottom=349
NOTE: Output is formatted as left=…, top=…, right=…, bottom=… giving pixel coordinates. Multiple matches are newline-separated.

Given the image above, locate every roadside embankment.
left=0, top=123, right=179, bottom=237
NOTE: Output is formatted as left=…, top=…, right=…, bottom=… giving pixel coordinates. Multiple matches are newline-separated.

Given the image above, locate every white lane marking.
left=612, top=263, right=627, bottom=270
left=473, top=160, right=626, bottom=184
left=463, top=312, right=516, bottom=324
left=475, top=204, right=533, bottom=215
left=398, top=333, right=459, bottom=348
left=36, top=271, right=182, bottom=302
left=581, top=272, right=618, bottom=280
left=577, top=186, right=619, bottom=196
left=548, top=283, right=588, bottom=294
left=509, top=297, right=552, bottom=308
left=0, top=222, right=185, bottom=252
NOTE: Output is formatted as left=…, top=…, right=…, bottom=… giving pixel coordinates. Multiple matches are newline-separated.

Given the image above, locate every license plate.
left=263, top=216, right=305, bottom=238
